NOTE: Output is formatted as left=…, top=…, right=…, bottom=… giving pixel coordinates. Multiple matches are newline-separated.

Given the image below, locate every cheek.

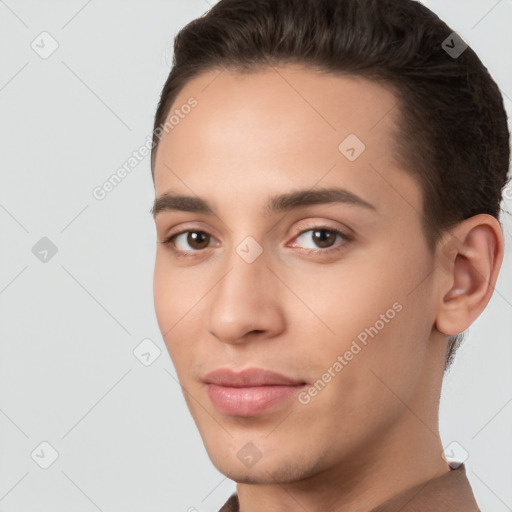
left=153, top=253, right=193, bottom=323
left=153, top=256, right=187, bottom=360
left=153, top=255, right=208, bottom=372
left=287, top=262, right=401, bottom=343
left=327, top=250, right=434, bottom=394
left=289, top=242, right=434, bottom=367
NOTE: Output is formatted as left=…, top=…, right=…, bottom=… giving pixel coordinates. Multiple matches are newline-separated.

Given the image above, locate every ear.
left=434, top=214, right=504, bottom=336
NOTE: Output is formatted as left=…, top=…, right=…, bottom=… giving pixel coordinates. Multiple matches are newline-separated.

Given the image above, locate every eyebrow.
left=151, top=186, right=377, bottom=217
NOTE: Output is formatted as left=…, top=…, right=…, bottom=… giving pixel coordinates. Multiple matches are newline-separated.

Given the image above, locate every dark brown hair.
left=151, top=0, right=510, bottom=370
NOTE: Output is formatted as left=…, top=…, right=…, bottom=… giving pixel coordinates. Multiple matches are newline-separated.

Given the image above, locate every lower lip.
left=206, top=384, right=305, bottom=416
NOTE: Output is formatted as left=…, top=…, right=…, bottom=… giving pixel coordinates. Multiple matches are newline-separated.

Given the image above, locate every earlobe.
left=435, top=215, right=504, bottom=337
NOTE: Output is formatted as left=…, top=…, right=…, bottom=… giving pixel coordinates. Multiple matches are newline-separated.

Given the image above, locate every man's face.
left=152, top=65, right=442, bottom=484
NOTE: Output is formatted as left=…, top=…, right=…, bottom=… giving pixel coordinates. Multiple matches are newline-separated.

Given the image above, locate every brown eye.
left=293, top=227, right=349, bottom=252
left=311, top=229, right=337, bottom=248
left=163, top=230, right=215, bottom=254
left=184, top=231, right=210, bottom=250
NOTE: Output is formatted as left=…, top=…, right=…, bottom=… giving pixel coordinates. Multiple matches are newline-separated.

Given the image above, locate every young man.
left=149, top=0, right=510, bottom=510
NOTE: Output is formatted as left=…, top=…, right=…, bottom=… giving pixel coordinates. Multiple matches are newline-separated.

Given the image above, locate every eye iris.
left=312, top=229, right=335, bottom=248
left=188, top=231, right=209, bottom=249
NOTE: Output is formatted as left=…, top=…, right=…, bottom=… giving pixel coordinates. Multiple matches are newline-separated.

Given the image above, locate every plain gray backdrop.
left=0, top=0, right=511, bottom=511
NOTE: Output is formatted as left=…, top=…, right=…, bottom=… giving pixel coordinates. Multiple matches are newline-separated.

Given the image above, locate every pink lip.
left=204, top=367, right=305, bottom=387
left=204, top=367, right=307, bottom=417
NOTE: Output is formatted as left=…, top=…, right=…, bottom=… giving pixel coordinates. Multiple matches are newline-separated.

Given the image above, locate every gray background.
left=0, top=0, right=511, bottom=511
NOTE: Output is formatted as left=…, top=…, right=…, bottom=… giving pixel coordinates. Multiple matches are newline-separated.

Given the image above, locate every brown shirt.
left=218, top=464, right=481, bottom=511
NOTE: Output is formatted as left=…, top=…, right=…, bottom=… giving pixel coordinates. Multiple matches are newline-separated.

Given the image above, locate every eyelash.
left=160, top=224, right=352, bottom=259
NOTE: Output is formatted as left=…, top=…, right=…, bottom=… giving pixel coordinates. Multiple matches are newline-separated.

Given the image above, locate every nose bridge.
left=206, top=238, right=283, bottom=343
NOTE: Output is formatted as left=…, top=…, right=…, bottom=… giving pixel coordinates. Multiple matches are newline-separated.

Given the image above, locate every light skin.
left=151, top=65, right=504, bottom=512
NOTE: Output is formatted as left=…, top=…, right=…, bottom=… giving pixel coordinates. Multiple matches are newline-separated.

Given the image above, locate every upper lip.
left=204, top=367, right=306, bottom=387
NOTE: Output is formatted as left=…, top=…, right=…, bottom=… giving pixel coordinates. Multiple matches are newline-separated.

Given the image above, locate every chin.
left=208, top=450, right=315, bottom=485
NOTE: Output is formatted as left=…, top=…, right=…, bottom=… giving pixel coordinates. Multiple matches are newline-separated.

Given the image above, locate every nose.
left=206, top=247, right=286, bottom=345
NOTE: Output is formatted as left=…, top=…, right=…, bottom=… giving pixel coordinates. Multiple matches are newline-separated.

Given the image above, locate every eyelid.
left=291, top=219, right=353, bottom=240
left=163, top=221, right=219, bottom=240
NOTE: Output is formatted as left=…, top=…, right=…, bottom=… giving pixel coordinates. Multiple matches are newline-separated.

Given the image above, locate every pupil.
left=189, top=231, right=208, bottom=248
left=313, top=229, right=333, bottom=248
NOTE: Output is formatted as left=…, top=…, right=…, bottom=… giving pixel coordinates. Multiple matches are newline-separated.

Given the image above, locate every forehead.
left=153, top=65, right=421, bottom=217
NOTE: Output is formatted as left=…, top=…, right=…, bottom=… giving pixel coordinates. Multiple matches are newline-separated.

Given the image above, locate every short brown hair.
left=151, top=0, right=510, bottom=369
